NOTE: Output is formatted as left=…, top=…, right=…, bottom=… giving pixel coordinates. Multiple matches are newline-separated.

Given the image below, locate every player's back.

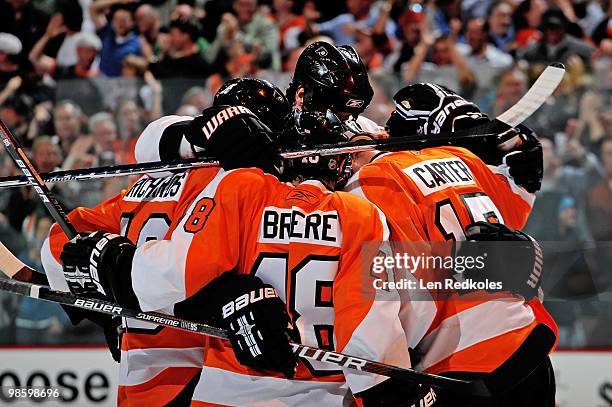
left=345, top=147, right=555, bottom=375
left=42, top=167, right=222, bottom=406
left=130, top=168, right=408, bottom=406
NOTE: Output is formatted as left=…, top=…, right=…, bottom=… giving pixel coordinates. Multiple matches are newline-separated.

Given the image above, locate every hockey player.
left=42, top=108, right=285, bottom=405
left=344, top=83, right=557, bottom=405
left=56, top=105, right=432, bottom=406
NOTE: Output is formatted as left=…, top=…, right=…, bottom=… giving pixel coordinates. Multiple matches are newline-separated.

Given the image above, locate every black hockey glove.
left=458, top=222, right=543, bottom=299
left=174, top=273, right=298, bottom=378
left=186, top=108, right=283, bottom=176
left=502, top=124, right=543, bottom=193
left=354, top=378, right=439, bottom=407
left=60, top=232, right=140, bottom=310
left=61, top=305, right=123, bottom=362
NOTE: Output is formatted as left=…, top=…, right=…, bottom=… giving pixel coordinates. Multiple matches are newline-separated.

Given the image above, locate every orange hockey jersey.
left=345, top=146, right=557, bottom=375
left=41, top=168, right=223, bottom=406
left=130, top=168, right=409, bottom=406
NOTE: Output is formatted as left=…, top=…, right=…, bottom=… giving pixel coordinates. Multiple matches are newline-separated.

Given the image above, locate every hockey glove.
left=175, top=272, right=298, bottom=378
left=354, top=378, right=439, bottom=407
left=459, top=222, right=543, bottom=299
left=60, top=232, right=140, bottom=310
left=186, top=108, right=283, bottom=176
left=502, top=124, right=543, bottom=193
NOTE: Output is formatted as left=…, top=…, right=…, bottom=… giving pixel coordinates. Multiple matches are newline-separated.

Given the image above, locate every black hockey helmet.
left=187, top=105, right=282, bottom=175
left=213, top=77, right=293, bottom=135
left=279, top=109, right=353, bottom=190
left=286, top=42, right=374, bottom=116
left=386, top=83, right=498, bottom=162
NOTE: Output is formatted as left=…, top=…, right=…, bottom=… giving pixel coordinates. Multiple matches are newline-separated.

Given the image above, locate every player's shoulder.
left=332, top=189, right=383, bottom=220
left=216, top=168, right=285, bottom=198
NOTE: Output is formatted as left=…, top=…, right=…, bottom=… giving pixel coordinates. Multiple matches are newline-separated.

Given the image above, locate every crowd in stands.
left=0, top=0, right=610, bottom=347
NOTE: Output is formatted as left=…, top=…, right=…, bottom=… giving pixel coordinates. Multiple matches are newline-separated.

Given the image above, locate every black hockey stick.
left=0, top=63, right=565, bottom=189
left=0, top=243, right=491, bottom=397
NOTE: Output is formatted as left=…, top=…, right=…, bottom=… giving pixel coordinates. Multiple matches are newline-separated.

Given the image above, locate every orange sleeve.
left=41, top=192, right=126, bottom=291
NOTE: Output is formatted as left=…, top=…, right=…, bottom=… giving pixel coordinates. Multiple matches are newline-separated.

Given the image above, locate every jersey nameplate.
left=259, top=206, right=341, bottom=247
left=124, top=173, right=188, bottom=202
left=404, top=158, right=475, bottom=196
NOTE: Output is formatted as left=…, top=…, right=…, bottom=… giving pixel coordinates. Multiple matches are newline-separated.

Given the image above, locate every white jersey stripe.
left=487, top=164, right=535, bottom=208
left=118, top=347, right=204, bottom=386
left=192, top=366, right=352, bottom=406
left=415, top=299, right=535, bottom=371
left=132, top=168, right=229, bottom=312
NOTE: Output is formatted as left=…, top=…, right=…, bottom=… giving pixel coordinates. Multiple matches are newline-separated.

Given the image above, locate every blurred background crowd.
left=0, top=0, right=610, bottom=349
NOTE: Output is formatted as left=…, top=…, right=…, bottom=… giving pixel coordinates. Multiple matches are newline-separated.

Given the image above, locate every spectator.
left=0, top=93, right=33, bottom=144
left=524, top=138, right=592, bottom=242
left=88, top=111, right=120, bottom=165
left=456, top=17, right=513, bottom=89
left=122, top=55, right=162, bottom=121
left=91, top=0, right=142, bottom=77
left=587, top=136, right=612, bottom=242
left=115, top=99, right=143, bottom=142
left=181, top=86, right=210, bottom=111
left=3, top=136, right=70, bottom=232
left=314, top=0, right=395, bottom=47
left=207, top=0, right=281, bottom=71
left=30, top=29, right=101, bottom=80
left=461, top=0, right=494, bottom=20
left=521, top=7, right=596, bottom=64
left=52, top=99, right=84, bottom=158
left=41, top=0, right=85, bottom=68
left=403, top=34, right=475, bottom=93
left=0, top=76, right=21, bottom=106
left=486, top=0, right=514, bottom=52
left=354, top=28, right=384, bottom=70
left=168, top=4, right=211, bottom=54
left=150, top=17, right=211, bottom=79
left=0, top=33, right=22, bottom=85
left=0, top=0, right=49, bottom=64
left=272, top=0, right=307, bottom=52
left=386, top=5, right=425, bottom=73
left=134, top=4, right=160, bottom=50
left=430, top=0, right=462, bottom=38
left=512, top=0, right=545, bottom=50
left=491, top=67, right=527, bottom=117
left=591, top=2, right=611, bottom=46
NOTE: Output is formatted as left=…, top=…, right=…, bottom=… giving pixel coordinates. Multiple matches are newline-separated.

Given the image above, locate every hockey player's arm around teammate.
left=59, top=107, right=298, bottom=378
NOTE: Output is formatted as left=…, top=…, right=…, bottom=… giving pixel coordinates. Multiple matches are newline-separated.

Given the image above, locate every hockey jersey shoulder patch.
left=403, top=157, right=475, bottom=196
left=124, top=172, right=188, bottom=202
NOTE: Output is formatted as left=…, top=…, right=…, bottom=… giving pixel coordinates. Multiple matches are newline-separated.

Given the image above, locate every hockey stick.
left=0, top=243, right=491, bottom=397
left=0, top=64, right=565, bottom=189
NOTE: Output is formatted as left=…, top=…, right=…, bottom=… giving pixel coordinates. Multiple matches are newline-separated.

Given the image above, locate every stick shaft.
left=0, top=121, right=77, bottom=238
left=0, top=276, right=484, bottom=394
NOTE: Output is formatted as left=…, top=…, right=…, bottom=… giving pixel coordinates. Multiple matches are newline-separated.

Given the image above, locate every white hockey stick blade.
left=496, top=63, right=565, bottom=128
left=0, top=241, right=48, bottom=284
